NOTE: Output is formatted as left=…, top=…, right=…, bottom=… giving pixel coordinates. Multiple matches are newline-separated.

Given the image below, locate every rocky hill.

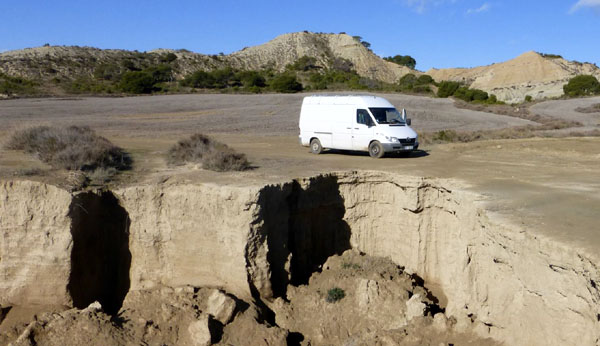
left=427, top=51, right=600, bottom=103
left=0, top=32, right=414, bottom=95
left=226, top=32, right=414, bottom=83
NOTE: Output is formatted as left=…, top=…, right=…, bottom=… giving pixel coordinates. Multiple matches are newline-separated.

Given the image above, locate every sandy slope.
left=428, top=51, right=600, bottom=103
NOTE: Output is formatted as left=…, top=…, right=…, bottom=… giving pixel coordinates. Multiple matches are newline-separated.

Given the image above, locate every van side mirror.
left=406, top=118, right=411, bottom=126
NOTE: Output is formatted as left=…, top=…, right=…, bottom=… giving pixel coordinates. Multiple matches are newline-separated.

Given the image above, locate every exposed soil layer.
left=1, top=171, right=599, bottom=345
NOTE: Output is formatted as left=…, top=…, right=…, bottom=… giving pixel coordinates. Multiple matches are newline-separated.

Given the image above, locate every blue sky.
left=1, top=0, right=599, bottom=71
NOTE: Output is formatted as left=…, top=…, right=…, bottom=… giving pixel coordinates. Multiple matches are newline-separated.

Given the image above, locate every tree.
left=563, top=75, right=600, bottom=97
left=384, top=55, right=417, bottom=69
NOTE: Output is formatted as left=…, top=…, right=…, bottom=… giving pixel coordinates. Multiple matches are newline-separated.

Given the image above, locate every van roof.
left=302, top=95, right=395, bottom=108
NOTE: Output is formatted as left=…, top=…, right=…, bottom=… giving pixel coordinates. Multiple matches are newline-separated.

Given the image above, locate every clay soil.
left=1, top=93, right=599, bottom=344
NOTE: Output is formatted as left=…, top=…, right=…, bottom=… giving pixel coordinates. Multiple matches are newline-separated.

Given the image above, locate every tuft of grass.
left=341, top=262, right=361, bottom=270
left=166, top=133, right=250, bottom=172
left=4, top=126, right=131, bottom=173
left=326, top=287, right=346, bottom=303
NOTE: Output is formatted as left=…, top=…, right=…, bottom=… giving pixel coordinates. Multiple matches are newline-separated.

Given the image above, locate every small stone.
left=206, top=290, right=236, bottom=324
left=84, top=301, right=102, bottom=312
left=405, top=293, right=426, bottom=320
left=188, top=314, right=211, bottom=346
left=432, top=313, right=449, bottom=331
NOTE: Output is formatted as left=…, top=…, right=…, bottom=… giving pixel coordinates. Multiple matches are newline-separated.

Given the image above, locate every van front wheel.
left=310, top=138, right=323, bottom=154
left=369, top=141, right=385, bottom=158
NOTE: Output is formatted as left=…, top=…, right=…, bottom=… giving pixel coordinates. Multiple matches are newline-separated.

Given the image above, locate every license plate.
left=403, top=146, right=413, bottom=150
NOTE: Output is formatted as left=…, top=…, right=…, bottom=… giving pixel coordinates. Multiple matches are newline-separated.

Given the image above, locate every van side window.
left=357, top=109, right=371, bottom=125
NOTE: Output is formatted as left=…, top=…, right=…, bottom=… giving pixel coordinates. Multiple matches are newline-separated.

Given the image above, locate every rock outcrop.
left=1, top=171, right=599, bottom=345
left=228, top=32, right=414, bottom=83
left=428, top=51, right=600, bottom=103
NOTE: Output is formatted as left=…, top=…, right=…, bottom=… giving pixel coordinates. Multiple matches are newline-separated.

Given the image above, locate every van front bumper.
left=383, top=141, right=419, bottom=152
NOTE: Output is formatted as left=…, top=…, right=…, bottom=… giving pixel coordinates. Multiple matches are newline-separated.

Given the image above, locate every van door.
left=331, top=106, right=353, bottom=150
left=352, top=109, right=374, bottom=151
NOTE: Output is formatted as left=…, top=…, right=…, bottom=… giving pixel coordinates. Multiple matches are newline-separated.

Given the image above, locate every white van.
left=299, top=95, right=419, bottom=158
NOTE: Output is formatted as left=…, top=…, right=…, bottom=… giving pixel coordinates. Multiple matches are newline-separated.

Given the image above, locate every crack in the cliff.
left=67, top=190, right=131, bottom=315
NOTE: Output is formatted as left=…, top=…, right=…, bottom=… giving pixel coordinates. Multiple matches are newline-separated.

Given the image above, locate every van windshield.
left=369, top=108, right=406, bottom=125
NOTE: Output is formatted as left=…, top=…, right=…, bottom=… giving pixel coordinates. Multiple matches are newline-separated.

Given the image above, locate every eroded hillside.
left=1, top=171, right=599, bottom=345
left=0, top=32, right=415, bottom=96
left=428, top=51, right=600, bottom=103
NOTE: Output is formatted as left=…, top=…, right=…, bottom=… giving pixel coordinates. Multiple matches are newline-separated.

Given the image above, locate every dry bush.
left=4, top=125, right=131, bottom=172
left=575, top=103, right=600, bottom=114
left=166, top=133, right=250, bottom=172
left=420, top=122, right=599, bottom=145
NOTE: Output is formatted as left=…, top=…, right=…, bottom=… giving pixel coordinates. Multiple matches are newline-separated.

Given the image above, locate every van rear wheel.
left=310, top=138, right=323, bottom=154
left=369, top=141, right=384, bottom=158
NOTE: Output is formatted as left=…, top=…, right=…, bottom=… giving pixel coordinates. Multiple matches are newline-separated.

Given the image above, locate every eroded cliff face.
left=0, top=181, right=73, bottom=307
left=1, top=171, right=598, bottom=345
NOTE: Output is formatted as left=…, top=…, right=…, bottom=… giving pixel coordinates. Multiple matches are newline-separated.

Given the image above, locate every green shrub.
left=331, top=58, right=354, bottom=73
left=5, top=125, right=131, bottom=172
left=269, top=73, right=303, bottom=93
left=160, top=52, right=177, bottom=63
left=237, top=71, right=266, bottom=88
left=145, top=64, right=173, bottom=83
left=211, top=67, right=238, bottom=88
left=437, top=81, right=461, bottom=98
left=454, top=87, right=488, bottom=102
left=0, top=72, right=39, bottom=95
left=287, top=56, right=319, bottom=71
left=181, top=68, right=240, bottom=89
left=538, top=52, right=563, bottom=59
left=181, top=71, right=215, bottom=88
left=166, top=133, right=250, bottom=172
left=384, top=55, right=417, bottom=69
left=396, top=73, right=434, bottom=93
left=524, top=95, right=533, bottom=102
left=563, top=75, right=600, bottom=97
left=93, top=63, right=121, bottom=81
left=412, top=84, right=432, bottom=93
left=398, top=73, right=417, bottom=90
left=417, top=74, right=434, bottom=84
left=119, top=71, right=155, bottom=93
left=432, top=129, right=458, bottom=142
left=120, top=59, right=138, bottom=71
left=326, top=287, right=346, bottom=303
left=64, top=77, right=113, bottom=94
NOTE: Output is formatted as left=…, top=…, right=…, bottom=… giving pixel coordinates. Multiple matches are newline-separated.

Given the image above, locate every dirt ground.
left=0, top=92, right=599, bottom=259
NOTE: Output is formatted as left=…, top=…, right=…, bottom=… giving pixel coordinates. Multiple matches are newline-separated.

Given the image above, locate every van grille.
left=399, top=138, right=416, bottom=145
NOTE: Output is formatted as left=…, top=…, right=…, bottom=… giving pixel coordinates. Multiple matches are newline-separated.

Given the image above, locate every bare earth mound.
left=428, top=51, right=600, bottom=103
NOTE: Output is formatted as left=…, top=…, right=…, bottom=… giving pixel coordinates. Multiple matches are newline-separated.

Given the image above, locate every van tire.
left=310, top=138, right=323, bottom=154
left=369, top=141, right=384, bottom=158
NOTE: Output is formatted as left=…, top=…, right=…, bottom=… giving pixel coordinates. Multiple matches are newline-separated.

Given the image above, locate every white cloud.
left=569, top=0, right=600, bottom=13
left=466, top=2, right=491, bottom=14
left=403, top=0, right=458, bottom=14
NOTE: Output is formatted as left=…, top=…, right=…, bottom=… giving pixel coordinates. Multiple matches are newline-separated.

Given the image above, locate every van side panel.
left=330, top=105, right=353, bottom=150
left=299, top=104, right=333, bottom=148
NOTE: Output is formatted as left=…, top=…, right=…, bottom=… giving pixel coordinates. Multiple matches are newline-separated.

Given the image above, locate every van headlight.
left=385, top=136, right=399, bottom=143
